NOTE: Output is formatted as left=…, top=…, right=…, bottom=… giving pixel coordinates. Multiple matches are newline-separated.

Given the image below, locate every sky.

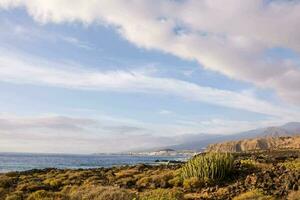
left=0, top=0, right=300, bottom=153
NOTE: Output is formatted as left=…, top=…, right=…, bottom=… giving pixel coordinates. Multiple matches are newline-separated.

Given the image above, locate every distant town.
left=129, top=148, right=198, bottom=157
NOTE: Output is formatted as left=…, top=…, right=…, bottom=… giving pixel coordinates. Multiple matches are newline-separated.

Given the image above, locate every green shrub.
left=115, top=169, right=139, bottom=178
left=280, top=159, right=300, bottom=171
left=240, top=159, right=271, bottom=170
left=168, top=176, right=182, bottom=187
left=65, top=185, right=137, bottom=200
left=136, top=177, right=153, bottom=189
left=27, top=190, right=55, bottom=200
left=240, top=159, right=257, bottom=168
left=181, top=153, right=234, bottom=182
left=92, top=187, right=137, bottom=200
left=136, top=171, right=174, bottom=189
left=139, top=188, right=183, bottom=200
left=233, top=190, right=274, bottom=200
left=43, top=178, right=63, bottom=189
left=182, top=177, right=203, bottom=191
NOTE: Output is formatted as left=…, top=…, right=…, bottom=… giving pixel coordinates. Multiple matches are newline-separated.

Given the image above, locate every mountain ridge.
left=164, top=122, right=300, bottom=151
left=206, top=135, right=300, bottom=152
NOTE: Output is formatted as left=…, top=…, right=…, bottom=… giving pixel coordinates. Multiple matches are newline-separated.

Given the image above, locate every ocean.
left=0, top=152, right=189, bottom=173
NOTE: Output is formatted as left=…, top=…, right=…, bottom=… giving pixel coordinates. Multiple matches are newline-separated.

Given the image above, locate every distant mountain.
left=166, top=134, right=225, bottom=151
left=165, top=122, right=300, bottom=151
left=207, top=135, right=300, bottom=152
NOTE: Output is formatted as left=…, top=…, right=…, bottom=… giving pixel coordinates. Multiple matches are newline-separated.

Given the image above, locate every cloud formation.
left=1, top=0, right=300, bottom=153
left=0, top=17, right=93, bottom=50
left=1, top=0, right=300, bottom=103
left=0, top=114, right=289, bottom=153
left=0, top=114, right=175, bottom=153
left=0, top=49, right=299, bottom=120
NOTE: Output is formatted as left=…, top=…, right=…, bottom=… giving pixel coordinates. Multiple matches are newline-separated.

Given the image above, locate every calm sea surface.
left=0, top=153, right=189, bottom=173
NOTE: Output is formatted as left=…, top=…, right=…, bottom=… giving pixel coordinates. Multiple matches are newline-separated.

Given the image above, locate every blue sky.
left=0, top=0, right=300, bottom=153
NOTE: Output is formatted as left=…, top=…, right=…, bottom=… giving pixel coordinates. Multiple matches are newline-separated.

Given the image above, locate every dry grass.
left=0, top=150, right=299, bottom=200
left=233, top=190, right=275, bottom=200
left=287, top=191, right=300, bottom=200
left=139, top=188, right=183, bottom=200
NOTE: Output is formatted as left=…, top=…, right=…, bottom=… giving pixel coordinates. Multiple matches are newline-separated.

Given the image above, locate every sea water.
left=0, top=152, right=189, bottom=172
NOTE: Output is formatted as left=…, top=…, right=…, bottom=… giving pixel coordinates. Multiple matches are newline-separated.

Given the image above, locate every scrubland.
left=0, top=150, right=299, bottom=200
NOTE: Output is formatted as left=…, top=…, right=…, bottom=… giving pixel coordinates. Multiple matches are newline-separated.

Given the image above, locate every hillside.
left=166, top=122, right=300, bottom=151
left=207, top=135, right=300, bottom=152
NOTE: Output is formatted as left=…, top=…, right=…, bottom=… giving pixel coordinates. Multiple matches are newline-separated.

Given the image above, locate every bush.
left=182, top=177, right=203, bottom=191
left=240, top=159, right=271, bottom=171
left=136, top=177, right=153, bottom=189
left=280, top=159, right=300, bottom=171
left=115, top=169, right=139, bottom=178
left=139, top=188, right=184, bottom=200
left=233, top=190, right=275, bottom=200
left=181, top=153, right=234, bottom=182
left=27, top=190, right=66, bottom=200
left=65, top=185, right=137, bottom=200
left=136, top=171, right=174, bottom=189
left=240, top=159, right=257, bottom=168
left=0, top=176, right=16, bottom=188
left=92, top=187, right=137, bottom=200
left=116, top=177, right=136, bottom=188
left=168, top=176, right=182, bottom=187
left=43, top=178, right=63, bottom=189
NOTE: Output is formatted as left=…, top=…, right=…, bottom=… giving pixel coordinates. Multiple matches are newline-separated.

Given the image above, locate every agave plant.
left=181, top=152, right=234, bottom=181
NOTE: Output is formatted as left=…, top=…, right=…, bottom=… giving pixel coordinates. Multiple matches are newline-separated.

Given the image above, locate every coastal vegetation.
left=0, top=150, right=299, bottom=199
left=181, top=152, right=234, bottom=182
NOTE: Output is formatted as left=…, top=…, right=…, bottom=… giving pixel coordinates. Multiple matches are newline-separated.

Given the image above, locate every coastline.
left=0, top=150, right=299, bottom=199
left=0, top=152, right=191, bottom=173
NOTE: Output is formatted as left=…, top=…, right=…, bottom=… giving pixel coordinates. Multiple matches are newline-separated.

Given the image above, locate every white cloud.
left=0, top=114, right=175, bottom=153
left=159, top=110, right=173, bottom=115
left=176, top=118, right=286, bottom=135
left=1, top=0, right=300, bottom=153
left=0, top=49, right=299, bottom=120
left=60, top=36, right=93, bottom=50
left=0, top=114, right=290, bottom=153
left=1, top=0, right=300, bottom=104
left=0, top=18, right=93, bottom=50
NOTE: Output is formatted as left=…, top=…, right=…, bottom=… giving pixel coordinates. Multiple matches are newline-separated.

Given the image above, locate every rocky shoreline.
left=0, top=150, right=299, bottom=199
